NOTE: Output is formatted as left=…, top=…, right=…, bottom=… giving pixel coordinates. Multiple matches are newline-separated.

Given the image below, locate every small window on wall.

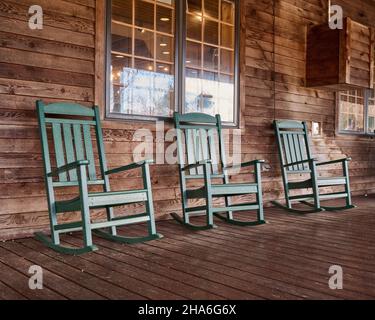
left=338, top=90, right=375, bottom=135
left=106, top=0, right=240, bottom=125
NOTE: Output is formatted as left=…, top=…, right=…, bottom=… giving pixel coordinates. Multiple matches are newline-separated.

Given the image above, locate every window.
left=106, top=0, right=239, bottom=125
left=338, top=90, right=375, bottom=135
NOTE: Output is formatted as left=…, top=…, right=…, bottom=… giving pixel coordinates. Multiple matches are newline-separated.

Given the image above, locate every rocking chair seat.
left=317, top=176, right=347, bottom=186
left=55, top=189, right=148, bottom=213
left=289, top=176, right=347, bottom=190
left=186, top=183, right=259, bottom=199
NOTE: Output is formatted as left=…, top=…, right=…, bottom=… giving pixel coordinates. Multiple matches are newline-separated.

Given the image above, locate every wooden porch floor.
left=0, top=196, right=375, bottom=300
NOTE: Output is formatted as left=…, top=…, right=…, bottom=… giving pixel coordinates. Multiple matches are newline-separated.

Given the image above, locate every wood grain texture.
left=0, top=0, right=375, bottom=239
left=0, top=196, right=374, bottom=299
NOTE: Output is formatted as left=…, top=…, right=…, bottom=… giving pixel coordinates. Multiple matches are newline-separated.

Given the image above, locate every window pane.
left=135, top=28, right=154, bottom=58
left=158, top=0, right=174, bottom=5
left=204, top=0, right=219, bottom=19
left=187, top=13, right=202, bottom=41
left=185, top=68, right=202, bottom=113
left=221, top=24, right=234, bottom=48
left=112, top=0, right=132, bottom=24
left=187, top=0, right=202, bottom=14
left=204, top=19, right=218, bottom=45
left=368, top=90, right=375, bottom=133
left=185, top=69, right=234, bottom=122
left=218, top=74, right=234, bottom=121
left=111, top=55, right=131, bottom=113
left=156, top=34, right=174, bottom=62
left=201, top=71, right=219, bottom=115
left=157, top=5, right=173, bottom=34
left=134, top=58, right=154, bottom=71
left=220, top=49, right=234, bottom=74
left=112, top=23, right=132, bottom=55
left=110, top=0, right=175, bottom=118
left=156, top=62, right=173, bottom=74
left=204, top=45, right=218, bottom=70
left=186, top=41, right=201, bottom=68
left=221, top=0, right=234, bottom=24
left=135, top=0, right=154, bottom=29
left=339, top=91, right=365, bottom=133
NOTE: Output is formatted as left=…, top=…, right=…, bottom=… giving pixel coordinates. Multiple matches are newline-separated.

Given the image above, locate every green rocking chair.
left=273, top=120, right=356, bottom=213
left=36, top=101, right=162, bottom=255
left=171, top=112, right=266, bottom=230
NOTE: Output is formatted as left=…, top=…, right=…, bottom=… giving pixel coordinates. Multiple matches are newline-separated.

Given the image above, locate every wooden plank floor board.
left=62, top=235, right=229, bottom=300
left=128, top=226, right=361, bottom=300
left=66, top=234, right=267, bottom=300
left=1, top=241, right=141, bottom=300
left=149, top=223, right=375, bottom=299
left=180, top=223, right=375, bottom=292
left=0, top=246, right=103, bottom=300
left=18, top=239, right=169, bottom=300
left=25, top=238, right=214, bottom=300
left=212, top=215, right=375, bottom=270
left=123, top=228, right=333, bottom=299
left=167, top=216, right=375, bottom=276
left=0, top=260, right=64, bottom=300
left=0, top=196, right=373, bottom=300
left=0, top=280, right=27, bottom=300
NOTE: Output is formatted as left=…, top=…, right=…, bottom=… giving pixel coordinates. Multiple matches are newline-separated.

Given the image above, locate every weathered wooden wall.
left=0, top=0, right=374, bottom=240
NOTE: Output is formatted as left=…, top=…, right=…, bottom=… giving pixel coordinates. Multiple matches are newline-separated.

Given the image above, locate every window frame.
left=105, top=0, right=240, bottom=127
left=336, top=89, right=375, bottom=137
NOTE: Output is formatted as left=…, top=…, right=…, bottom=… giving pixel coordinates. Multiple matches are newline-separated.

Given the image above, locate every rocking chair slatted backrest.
left=274, top=120, right=312, bottom=173
left=174, top=112, right=225, bottom=178
left=37, top=101, right=109, bottom=188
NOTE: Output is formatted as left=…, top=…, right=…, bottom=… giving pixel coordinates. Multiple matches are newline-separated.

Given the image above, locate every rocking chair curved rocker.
left=171, top=112, right=266, bottom=229
left=273, top=120, right=356, bottom=214
left=36, top=101, right=162, bottom=255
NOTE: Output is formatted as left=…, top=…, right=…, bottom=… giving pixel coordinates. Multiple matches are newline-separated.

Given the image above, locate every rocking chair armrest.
left=181, top=160, right=212, bottom=171
left=316, top=158, right=352, bottom=167
left=283, top=158, right=317, bottom=168
left=224, top=159, right=265, bottom=171
left=105, top=159, right=154, bottom=175
left=47, top=160, right=89, bottom=177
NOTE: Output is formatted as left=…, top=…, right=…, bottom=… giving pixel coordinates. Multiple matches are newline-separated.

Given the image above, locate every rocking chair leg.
left=214, top=212, right=266, bottom=226
left=343, top=160, right=353, bottom=208
left=299, top=200, right=356, bottom=211
left=142, top=163, right=158, bottom=236
left=78, top=165, right=94, bottom=248
left=93, top=229, right=163, bottom=244
left=224, top=196, right=234, bottom=220
left=170, top=212, right=216, bottom=230
left=106, top=207, right=117, bottom=236
left=255, top=162, right=264, bottom=222
left=272, top=200, right=325, bottom=214
left=35, top=232, right=98, bottom=255
left=321, top=204, right=356, bottom=211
